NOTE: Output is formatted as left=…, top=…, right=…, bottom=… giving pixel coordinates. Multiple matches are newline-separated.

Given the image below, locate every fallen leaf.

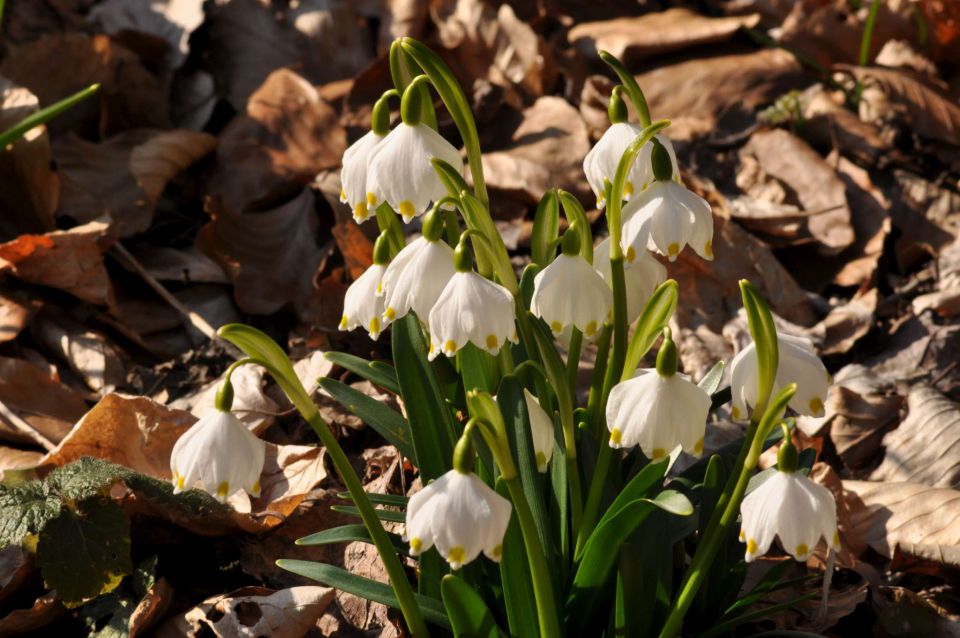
left=156, top=586, right=334, bottom=638
left=292, top=350, right=335, bottom=399
left=0, top=76, right=59, bottom=241
left=32, top=313, right=126, bottom=394
left=0, top=592, right=66, bottom=636
left=831, top=154, right=890, bottom=287
left=890, top=169, right=960, bottom=251
left=129, top=576, right=174, bottom=638
left=88, top=0, right=205, bottom=70
left=0, top=292, right=36, bottom=343
left=332, top=222, right=373, bottom=281
left=56, top=129, right=216, bottom=237
left=569, top=9, right=760, bottom=64
left=203, top=0, right=373, bottom=111
left=739, top=129, right=854, bottom=254
left=0, top=219, right=114, bottom=305
left=871, top=385, right=960, bottom=488
left=0, top=355, right=89, bottom=448
left=0, top=447, right=44, bottom=480
left=125, top=244, right=230, bottom=285
left=843, top=479, right=960, bottom=568
left=913, top=234, right=960, bottom=317
left=169, top=364, right=279, bottom=434
left=815, top=288, right=878, bottom=356
left=802, top=84, right=890, bottom=167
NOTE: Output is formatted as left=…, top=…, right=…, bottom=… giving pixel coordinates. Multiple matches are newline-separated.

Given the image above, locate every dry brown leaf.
left=332, top=222, right=373, bottom=281
left=0, top=219, right=114, bottom=305
left=891, top=169, right=960, bottom=250
left=739, top=129, right=854, bottom=254
left=169, top=364, right=278, bottom=434
left=871, top=385, right=960, bottom=488
left=569, top=9, right=760, bottom=64
left=129, top=576, right=175, bottom=638
left=832, top=155, right=890, bottom=287
left=156, top=586, right=335, bottom=638
left=913, top=234, right=960, bottom=317
left=0, top=592, right=66, bottom=636
left=816, top=288, right=878, bottom=356
left=0, top=77, right=59, bottom=241
left=126, top=244, right=230, bottom=285
left=843, top=479, right=960, bottom=567
left=802, top=84, right=890, bottom=167
left=32, top=313, right=126, bottom=394
left=636, top=48, right=806, bottom=141
left=56, top=130, right=216, bottom=236
left=0, top=33, right=168, bottom=138
left=0, top=447, right=44, bottom=480
left=0, top=355, right=89, bottom=447
left=0, top=292, right=36, bottom=343
left=481, top=97, right=591, bottom=207
left=88, top=0, right=205, bottom=70
left=204, top=0, right=373, bottom=111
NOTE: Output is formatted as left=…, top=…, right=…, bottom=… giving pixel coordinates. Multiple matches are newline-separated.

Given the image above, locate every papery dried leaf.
left=126, top=245, right=229, bottom=285
left=332, top=222, right=373, bottom=281
left=0, top=219, right=114, bottom=305
left=0, top=292, right=35, bottom=344
left=569, top=9, right=760, bottom=64
left=802, top=84, right=890, bottom=167
left=169, top=365, right=278, bottom=434
left=0, top=593, right=65, bottom=636
left=913, top=234, right=960, bottom=317
left=32, top=313, right=126, bottom=395
left=0, top=77, right=59, bottom=241
left=129, top=576, right=174, bottom=638
left=843, top=479, right=960, bottom=567
left=88, top=0, right=205, bottom=69
left=832, top=155, right=890, bottom=287
left=0, top=355, right=88, bottom=448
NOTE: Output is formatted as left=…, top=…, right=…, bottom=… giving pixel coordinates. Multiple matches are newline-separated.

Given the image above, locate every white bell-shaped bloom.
left=584, top=128, right=679, bottom=209
left=620, top=179, right=713, bottom=262
left=170, top=409, right=266, bottom=503
left=593, top=238, right=666, bottom=324
left=531, top=254, right=612, bottom=338
left=740, top=470, right=840, bottom=562
left=339, top=263, right=386, bottom=340
left=730, top=333, right=830, bottom=421
left=523, top=389, right=555, bottom=472
left=340, top=130, right=385, bottom=223
left=365, top=123, right=463, bottom=223
left=404, top=469, right=513, bottom=569
left=381, top=237, right=455, bottom=328
left=428, top=270, right=517, bottom=359
left=605, top=369, right=711, bottom=460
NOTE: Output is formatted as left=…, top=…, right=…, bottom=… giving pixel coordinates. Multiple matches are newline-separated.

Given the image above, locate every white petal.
left=582, top=122, right=645, bottom=204
left=340, top=264, right=386, bottom=339
left=382, top=239, right=455, bottom=326
left=674, top=183, right=714, bottom=260
left=340, top=130, right=384, bottom=222
left=428, top=271, right=516, bottom=359
left=524, top=389, right=555, bottom=472
left=531, top=254, right=611, bottom=337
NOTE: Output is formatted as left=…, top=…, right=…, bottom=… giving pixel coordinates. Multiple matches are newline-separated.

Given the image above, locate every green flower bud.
left=651, top=138, right=673, bottom=182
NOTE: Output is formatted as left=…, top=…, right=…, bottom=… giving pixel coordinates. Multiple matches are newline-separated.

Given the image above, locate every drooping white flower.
left=340, top=130, right=385, bottom=223
left=380, top=236, right=456, bottom=328
left=404, top=469, right=513, bottom=569
left=583, top=127, right=679, bottom=209
left=620, top=179, right=713, bottom=263
left=428, top=270, right=517, bottom=359
left=339, top=263, right=386, bottom=340
left=730, top=333, right=830, bottom=422
left=605, top=368, right=711, bottom=460
left=593, top=237, right=666, bottom=324
left=365, top=122, right=464, bottom=223
left=739, top=470, right=840, bottom=562
left=523, top=389, right=555, bottom=472
left=531, top=253, right=612, bottom=338
left=170, top=409, right=266, bottom=503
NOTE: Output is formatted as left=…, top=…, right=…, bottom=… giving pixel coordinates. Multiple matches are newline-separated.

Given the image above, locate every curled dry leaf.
left=129, top=576, right=175, bottom=638
left=831, top=155, right=890, bottom=287
left=843, top=480, right=960, bottom=568
left=0, top=76, right=59, bottom=241
left=0, top=292, right=36, bottom=344
left=815, top=288, right=878, bottom=356
left=156, top=585, right=335, bottom=638
left=88, top=0, right=205, bottom=70
left=0, top=219, right=114, bottom=306
left=56, top=130, right=216, bottom=237
left=170, top=364, right=279, bottom=434
left=871, top=385, right=960, bottom=488
left=0, top=355, right=89, bottom=448
left=913, top=234, right=960, bottom=317
left=0, top=592, right=65, bottom=636
left=802, top=84, right=890, bottom=167
left=569, top=8, right=760, bottom=64
left=32, top=313, right=126, bottom=395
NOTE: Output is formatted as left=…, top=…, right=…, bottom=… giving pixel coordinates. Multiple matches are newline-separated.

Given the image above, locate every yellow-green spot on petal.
left=340, top=188, right=347, bottom=201
left=369, top=317, right=380, bottom=335
left=491, top=544, right=503, bottom=559
left=693, top=438, right=704, bottom=455
left=623, top=181, right=634, bottom=198
left=444, top=340, right=457, bottom=354
left=795, top=543, right=809, bottom=557
left=652, top=447, right=666, bottom=460
left=827, top=371, right=834, bottom=384
left=428, top=342, right=435, bottom=355
left=448, top=546, right=466, bottom=567
left=626, top=246, right=636, bottom=263
left=746, top=538, right=758, bottom=555
left=410, top=537, right=423, bottom=553
left=385, top=307, right=396, bottom=321
left=252, top=480, right=261, bottom=495
left=667, top=242, right=680, bottom=257
left=376, top=281, right=383, bottom=295
left=399, top=200, right=415, bottom=221
left=609, top=429, right=622, bottom=446
left=339, top=314, right=349, bottom=329
left=584, top=320, right=598, bottom=337
left=731, top=405, right=741, bottom=420
left=366, top=192, right=378, bottom=206
left=809, top=397, right=825, bottom=416
left=216, top=481, right=230, bottom=498
left=354, top=201, right=369, bottom=221
left=486, top=334, right=499, bottom=350
left=176, top=474, right=184, bottom=490
left=704, top=240, right=713, bottom=259
left=833, top=530, right=841, bottom=547
left=535, top=451, right=547, bottom=470
left=550, top=320, right=563, bottom=334
left=739, top=529, right=745, bottom=541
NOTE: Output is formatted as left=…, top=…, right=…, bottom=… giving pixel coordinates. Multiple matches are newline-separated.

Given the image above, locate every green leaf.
left=277, top=560, right=451, bottom=628
left=598, top=50, right=651, bottom=127
left=37, top=497, right=132, bottom=606
left=622, top=280, right=679, bottom=377
left=495, top=480, right=540, bottom=637
left=45, top=456, right=130, bottom=501
left=330, top=504, right=406, bottom=523
left=296, top=524, right=407, bottom=553
left=324, top=352, right=400, bottom=394
left=441, top=574, right=505, bottom=638
left=336, top=491, right=408, bottom=508
left=0, top=83, right=100, bottom=148
left=739, top=280, right=780, bottom=417
left=218, top=324, right=308, bottom=409
left=697, top=360, right=725, bottom=395
left=318, top=378, right=416, bottom=462
left=459, top=343, right=499, bottom=394
left=391, top=314, right=457, bottom=482
left=0, top=481, right=61, bottom=548
left=557, top=190, right=593, bottom=263
left=531, top=191, right=559, bottom=267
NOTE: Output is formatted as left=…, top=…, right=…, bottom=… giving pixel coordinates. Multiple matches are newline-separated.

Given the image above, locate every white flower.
left=730, top=333, right=830, bottom=421
left=339, top=263, right=386, bottom=340
left=593, top=238, right=666, bottom=324
left=340, top=130, right=384, bottom=223
left=531, top=254, right=612, bottom=338
left=365, top=123, right=464, bottom=223
left=621, top=180, right=713, bottom=262
left=605, top=369, right=711, bottom=460
left=170, top=409, right=266, bottom=503
left=583, top=128, right=679, bottom=208
left=404, top=469, right=513, bottom=569
left=428, top=270, right=517, bottom=360
left=524, top=389, right=555, bottom=472
left=739, top=470, right=840, bottom=562
left=381, top=236, right=456, bottom=327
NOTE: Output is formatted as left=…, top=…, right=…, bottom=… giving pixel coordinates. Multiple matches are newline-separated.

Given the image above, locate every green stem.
left=586, top=325, right=612, bottom=437
left=576, top=440, right=612, bottom=558
left=598, top=51, right=651, bottom=128
left=560, top=399, right=584, bottom=540
left=859, top=0, right=882, bottom=66
left=0, top=83, right=100, bottom=148
left=566, top=328, right=583, bottom=394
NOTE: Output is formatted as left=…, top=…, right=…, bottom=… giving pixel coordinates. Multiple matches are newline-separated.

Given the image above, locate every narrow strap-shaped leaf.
left=531, top=191, right=559, bottom=268
left=441, top=574, right=505, bottom=638
left=318, top=378, right=416, bottom=462
left=0, top=83, right=100, bottom=148
left=296, top=524, right=406, bottom=553
left=697, top=360, right=725, bottom=395
left=495, top=480, right=541, bottom=638
left=622, top=280, right=678, bottom=378
left=331, top=504, right=405, bottom=523
left=324, top=352, right=400, bottom=394
left=337, top=491, right=408, bottom=508
left=277, top=560, right=450, bottom=628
